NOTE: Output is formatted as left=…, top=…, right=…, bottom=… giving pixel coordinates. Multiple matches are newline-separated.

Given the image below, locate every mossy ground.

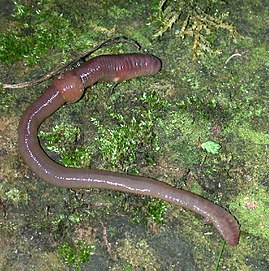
left=0, top=0, right=268, bottom=270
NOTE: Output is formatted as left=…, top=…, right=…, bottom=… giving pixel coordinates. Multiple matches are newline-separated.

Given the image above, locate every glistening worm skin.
left=18, top=53, right=239, bottom=246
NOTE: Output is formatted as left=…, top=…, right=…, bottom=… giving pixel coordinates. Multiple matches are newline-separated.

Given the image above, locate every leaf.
left=201, top=140, right=221, bottom=154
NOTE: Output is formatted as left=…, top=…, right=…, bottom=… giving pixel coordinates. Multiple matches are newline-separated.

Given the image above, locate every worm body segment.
left=18, top=53, right=239, bottom=246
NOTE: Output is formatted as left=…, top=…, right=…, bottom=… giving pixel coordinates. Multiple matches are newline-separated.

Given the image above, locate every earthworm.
left=18, top=53, right=239, bottom=245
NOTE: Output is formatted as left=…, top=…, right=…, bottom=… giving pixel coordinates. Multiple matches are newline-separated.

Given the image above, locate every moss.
left=230, top=186, right=269, bottom=241
left=146, top=199, right=168, bottom=224
left=57, top=241, right=95, bottom=271
left=39, top=122, right=93, bottom=167
left=113, top=238, right=160, bottom=271
left=237, top=126, right=269, bottom=145
left=0, top=88, right=17, bottom=113
left=2, top=187, right=29, bottom=205
left=153, top=0, right=238, bottom=60
left=0, top=1, right=76, bottom=65
left=157, top=109, right=209, bottom=166
left=131, top=198, right=168, bottom=225
left=107, top=6, right=133, bottom=20
left=92, top=89, right=169, bottom=172
left=25, top=252, right=67, bottom=271
left=0, top=1, right=151, bottom=66
left=0, top=175, right=29, bottom=206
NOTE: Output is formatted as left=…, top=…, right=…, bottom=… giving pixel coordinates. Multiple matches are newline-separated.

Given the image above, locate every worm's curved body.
left=18, top=53, right=239, bottom=246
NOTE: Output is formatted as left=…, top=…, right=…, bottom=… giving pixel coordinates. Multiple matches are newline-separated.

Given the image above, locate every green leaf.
left=201, top=140, right=221, bottom=154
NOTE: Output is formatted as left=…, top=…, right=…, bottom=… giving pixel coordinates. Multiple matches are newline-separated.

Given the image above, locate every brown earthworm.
left=18, top=53, right=239, bottom=246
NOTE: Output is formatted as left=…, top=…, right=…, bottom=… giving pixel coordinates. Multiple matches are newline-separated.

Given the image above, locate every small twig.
left=224, top=52, right=243, bottom=65
left=2, top=37, right=141, bottom=90
left=100, top=221, right=111, bottom=254
left=2, top=68, right=58, bottom=89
